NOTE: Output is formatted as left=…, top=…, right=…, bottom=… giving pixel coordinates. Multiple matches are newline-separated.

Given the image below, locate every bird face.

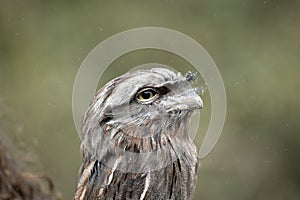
left=96, top=68, right=203, bottom=135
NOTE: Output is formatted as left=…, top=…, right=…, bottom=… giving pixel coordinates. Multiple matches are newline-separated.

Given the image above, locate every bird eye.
left=136, top=88, right=158, bottom=103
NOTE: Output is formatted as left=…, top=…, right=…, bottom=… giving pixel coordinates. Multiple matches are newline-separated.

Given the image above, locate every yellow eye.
left=136, top=88, right=158, bottom=103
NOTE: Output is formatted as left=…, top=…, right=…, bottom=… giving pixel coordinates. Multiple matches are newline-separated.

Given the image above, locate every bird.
left=74, top=67, right=203, bottom=200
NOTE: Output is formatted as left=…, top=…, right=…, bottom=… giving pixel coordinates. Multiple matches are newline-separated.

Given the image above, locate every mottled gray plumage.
left=74, top=68, right=203, bottom=200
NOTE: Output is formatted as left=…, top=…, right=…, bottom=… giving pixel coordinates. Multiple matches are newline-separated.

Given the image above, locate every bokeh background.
left=1, top=0, right=300, bottom=199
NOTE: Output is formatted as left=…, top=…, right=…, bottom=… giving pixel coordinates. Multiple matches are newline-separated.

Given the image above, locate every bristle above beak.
left=185, top=71, right=198, bottom=82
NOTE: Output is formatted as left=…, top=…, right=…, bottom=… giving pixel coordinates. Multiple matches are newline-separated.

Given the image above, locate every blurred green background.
left=1, top=0, right=300, bottom=199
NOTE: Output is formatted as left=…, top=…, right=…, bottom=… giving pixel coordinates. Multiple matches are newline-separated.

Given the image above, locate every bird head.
left=81, top=67, right=202, bottom=172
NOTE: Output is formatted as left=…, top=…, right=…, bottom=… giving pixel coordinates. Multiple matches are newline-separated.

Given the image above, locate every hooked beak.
left=165, top=92, right=203, bottom=115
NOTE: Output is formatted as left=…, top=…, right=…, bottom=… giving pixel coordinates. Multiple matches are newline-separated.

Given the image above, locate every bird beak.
left=165, top=92, right=203, bottom=114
